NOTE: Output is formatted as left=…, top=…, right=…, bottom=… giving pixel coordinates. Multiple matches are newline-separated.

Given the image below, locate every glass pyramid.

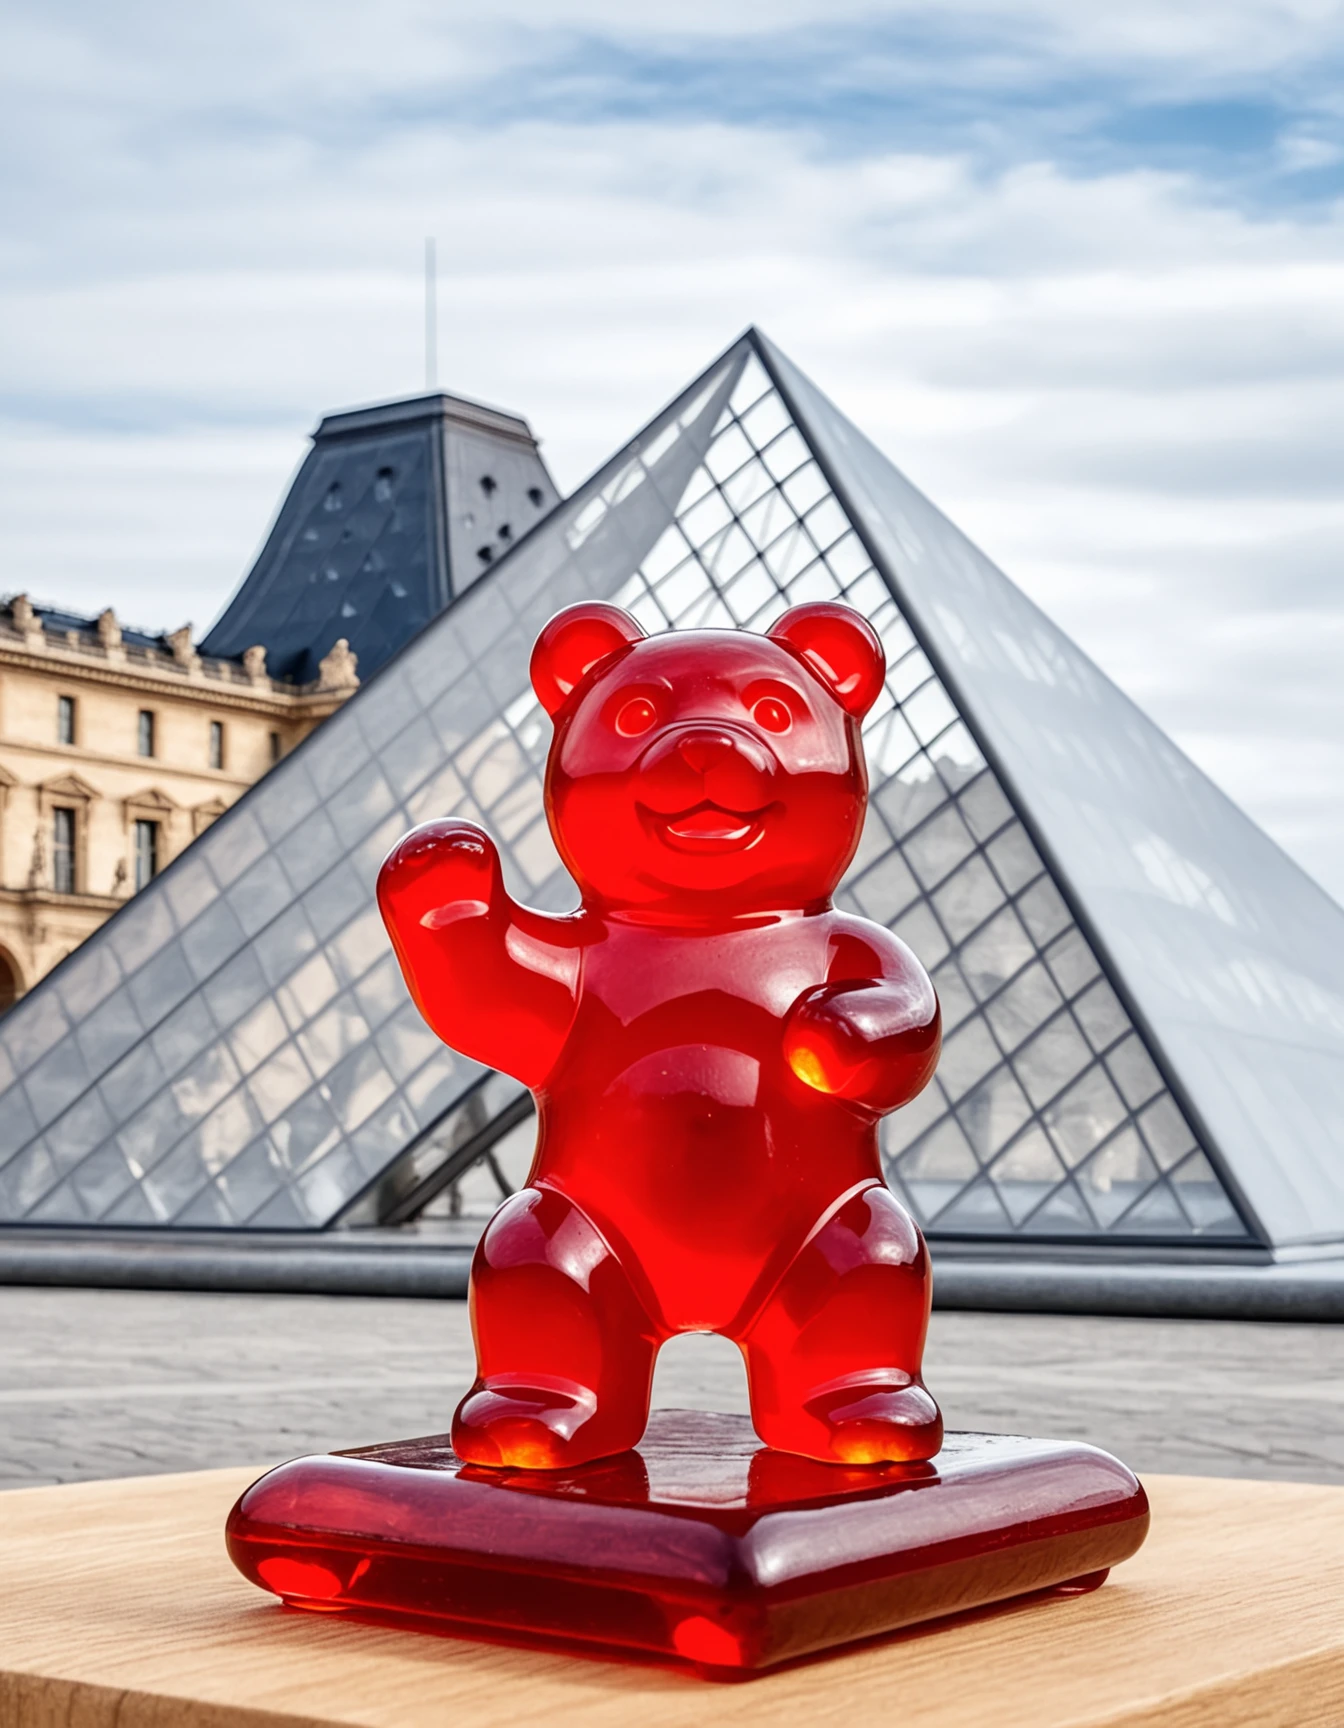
left=201, top=392, right=558, bottom=687
left=0, top=332, right=1338, bottom=1251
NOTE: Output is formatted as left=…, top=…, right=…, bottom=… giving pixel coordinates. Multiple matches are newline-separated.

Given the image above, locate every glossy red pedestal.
left=226, top=1410, right=1149, bottom=1679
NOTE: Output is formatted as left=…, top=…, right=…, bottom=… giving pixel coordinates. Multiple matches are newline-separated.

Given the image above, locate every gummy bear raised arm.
left=377, top=818, right=578, bottom=1090
left=783, top=920, right=941, bottom=1115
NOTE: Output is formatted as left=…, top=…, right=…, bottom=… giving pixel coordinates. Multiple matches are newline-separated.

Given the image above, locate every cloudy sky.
left=2, top=1, right=1344, bottom=898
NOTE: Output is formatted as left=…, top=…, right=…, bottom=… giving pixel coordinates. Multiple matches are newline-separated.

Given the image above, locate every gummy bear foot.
left=452, top=1377, right=640, bottom=1470
left=801, top=1372, right=943, bottom=1465
left=751, top=1372, right=942, bottom=1466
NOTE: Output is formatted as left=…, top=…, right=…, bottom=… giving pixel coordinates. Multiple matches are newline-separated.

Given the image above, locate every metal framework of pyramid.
left=2, top=332, right=1342, bottom=1255
left=201, top=391, right=558, bottom=686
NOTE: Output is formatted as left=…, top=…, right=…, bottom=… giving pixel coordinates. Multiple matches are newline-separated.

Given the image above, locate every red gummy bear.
left=378, top=601, right=943, bottom=1470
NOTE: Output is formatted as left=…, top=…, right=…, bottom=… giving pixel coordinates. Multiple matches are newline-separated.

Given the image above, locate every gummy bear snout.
left=636, top=723, right=776, bottom=814
left=674, top=730, right=748, bottom=775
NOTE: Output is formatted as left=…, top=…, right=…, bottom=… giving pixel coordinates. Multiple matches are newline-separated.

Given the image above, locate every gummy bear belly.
left=536, top=1044, right=877, bottom=1335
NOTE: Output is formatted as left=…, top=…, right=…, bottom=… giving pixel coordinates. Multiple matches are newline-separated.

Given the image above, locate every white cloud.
left=1, top=7, right=1344, bottom=902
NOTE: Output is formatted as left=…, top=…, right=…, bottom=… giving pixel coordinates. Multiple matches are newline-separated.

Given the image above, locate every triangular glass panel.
left=66, top=1144, right=136, bottom=1220
left=927, top=1178, right=1014, bottom=1235
left=1041, top=1065, right=1129, bottom=1169
left=1027, top=1183, right=1096, bottom=1235
left=1168, top=1150, right=1248, bottom=1236
left=0, top=1141, right=53, bottom=1217
left=894, top=1117, right=980, bottom=1227
left=954, top=1066, right=1034, bottom=1162
left=248, top=1187, right=311, bottom=1231
left=897, top=1118, right=981, bottom=1185
left=1114, top=1182, right=1191, bottom=1236
left=1074, top=1129, right=1162, bottom=1232
left=984, top=1128, right=1069, bottom=1226
left=26, top=1179, right=88, bottom=1224
left=102, top=1183, right=157, bottom=1226
left=174, top=1185, right=238, bottom=1228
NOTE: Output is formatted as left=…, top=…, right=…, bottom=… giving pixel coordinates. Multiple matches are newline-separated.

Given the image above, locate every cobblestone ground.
left=0, top=1286, right=1339, bottom=1488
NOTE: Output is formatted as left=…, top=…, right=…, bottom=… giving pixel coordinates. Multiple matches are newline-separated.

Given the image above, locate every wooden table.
left=1, top=1466, right=1342, bottom=1726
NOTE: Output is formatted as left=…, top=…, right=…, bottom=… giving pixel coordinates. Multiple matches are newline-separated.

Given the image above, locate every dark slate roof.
left=24, top=605, right=169, bottom=653
left=201, top=391, right=558, bottom=687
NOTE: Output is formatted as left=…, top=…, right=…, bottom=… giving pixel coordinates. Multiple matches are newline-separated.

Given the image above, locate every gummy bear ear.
left=767, top=602, right=886, bottom=719
left=530, top=602, right=646, bottom=717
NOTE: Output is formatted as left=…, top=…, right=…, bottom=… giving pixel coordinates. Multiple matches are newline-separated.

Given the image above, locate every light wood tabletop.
left=1, top=1464, right=1342, bottom=1726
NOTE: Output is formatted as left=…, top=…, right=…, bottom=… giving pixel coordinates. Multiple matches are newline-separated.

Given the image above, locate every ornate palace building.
left=0, top=598, right=360, bottom=1007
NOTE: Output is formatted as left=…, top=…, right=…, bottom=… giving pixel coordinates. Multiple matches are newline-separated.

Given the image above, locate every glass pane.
left=931, top=855, right=1005, bottom=945
left=896, top=1118, right=980, bottom=1223
left=961, top=910, right=1037, bottom=1003
left=1041, top=1065, right=1129, bottom=1167
left=985, top=961, right=1064, bottom=1052
left=1013, top=1014, right=1093, bottom=1109
left=1044, top=928, right=1101, bottom=999
left=985, top=823, right=1044, bottom=896
left=936, top=1020, right=1002, bottom=1102
left=151, top=995, right=218, bottom=1081
left=1137, top=1094, right=1198, bottom=1171
left=986, top=1129, right=1069, bottom=1225
left=1076, top=1129, right=1161, bottom=1230
left=1106, top=1034, right=1166, bottom=1109
left=903, top=807, right=977, bottom=892
left=875, top=755, right=947, bottom=839
left=849, top=850, right=920, bottom=925
left=880, top=1081, right=948, bottom=1156
left=960, top=777, right=1008, bottom=843
left=1170, top=1151, right=1246, bottom=1233
left=1017, top=877, right=1072, bottom=948
left=929, top=957, right=976, bottom=1033
left=1073, top=978, right=1131, bottom=1052
left=955, top=1067, right=1034, bottom=1159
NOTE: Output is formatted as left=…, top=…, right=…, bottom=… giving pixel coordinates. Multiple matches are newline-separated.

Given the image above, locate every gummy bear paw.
left=800, top=1372, right=943, bottom=1465
left=451, top=1377, right=632, bottom=1470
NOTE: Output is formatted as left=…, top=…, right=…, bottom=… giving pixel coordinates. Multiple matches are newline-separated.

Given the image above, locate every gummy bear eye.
left=615, top=695, right=658, bottom=738
left=752, top=696, right=792, bottom=734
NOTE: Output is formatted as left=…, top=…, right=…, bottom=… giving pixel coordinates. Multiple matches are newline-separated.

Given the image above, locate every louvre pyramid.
left=202, top=391, right=558, bottom=686
left=1, top=331, right=1341, bottom=1252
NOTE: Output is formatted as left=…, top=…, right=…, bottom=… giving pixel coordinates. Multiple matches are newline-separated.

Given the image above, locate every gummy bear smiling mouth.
left=638, top=799, right=775, bottom=854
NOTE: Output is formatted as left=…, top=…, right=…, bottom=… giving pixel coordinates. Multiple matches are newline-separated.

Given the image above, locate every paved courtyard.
left=0, top=1285, right=1340, bottom=1489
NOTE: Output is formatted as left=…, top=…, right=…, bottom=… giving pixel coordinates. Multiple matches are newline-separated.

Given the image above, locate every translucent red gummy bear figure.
left=378, top=601, right=943, bottom=1471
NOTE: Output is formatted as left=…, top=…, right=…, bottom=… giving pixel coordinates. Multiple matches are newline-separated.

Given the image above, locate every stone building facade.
left=0, top=595, right=359, bottom=1006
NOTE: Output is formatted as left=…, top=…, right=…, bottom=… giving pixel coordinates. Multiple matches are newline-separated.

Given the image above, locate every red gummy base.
left=226, top=1410, right=1149, bottom=1678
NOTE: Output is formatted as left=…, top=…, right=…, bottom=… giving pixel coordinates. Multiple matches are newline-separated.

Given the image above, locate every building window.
left=57, top=695, right=76, bottom=746
left=269, top=731, right=281, bottom=764
left=52, top=808, right=75, bottom=894
left=134, top=819, right=159, bottom=891
left=209, top=720, right=224, bottom=770
left=137, top=710, right=155, bottom=758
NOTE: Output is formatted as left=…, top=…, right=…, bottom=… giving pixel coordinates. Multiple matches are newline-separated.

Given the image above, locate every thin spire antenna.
left=424, top=236, right=438, bottom=391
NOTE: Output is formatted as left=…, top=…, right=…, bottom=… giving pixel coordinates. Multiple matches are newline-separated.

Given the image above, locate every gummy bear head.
left=530, top=601, right=885, bottom=919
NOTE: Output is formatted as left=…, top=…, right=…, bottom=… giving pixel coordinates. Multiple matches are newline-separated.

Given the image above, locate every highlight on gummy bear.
left=377, top=598, right=945, bottom=1472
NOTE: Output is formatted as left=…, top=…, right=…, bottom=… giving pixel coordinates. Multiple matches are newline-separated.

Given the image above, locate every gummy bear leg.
left=453, top=1185, right=661, bottom=1470
left=739, top=1182, right=942, bottom=1465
